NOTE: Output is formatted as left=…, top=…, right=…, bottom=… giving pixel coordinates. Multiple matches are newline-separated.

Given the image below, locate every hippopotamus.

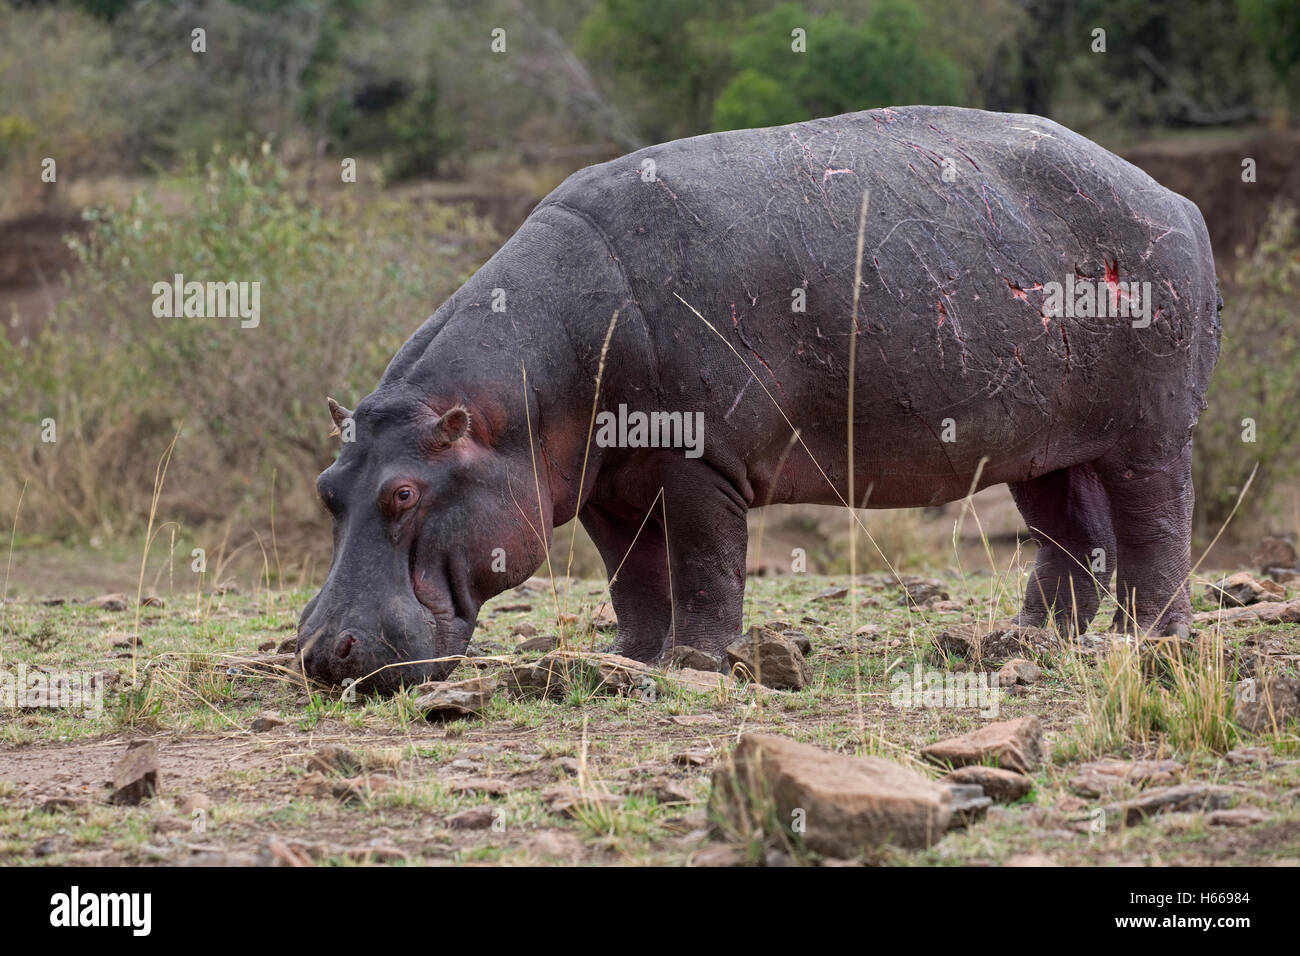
left=298, top=105, right=1220, bottom=695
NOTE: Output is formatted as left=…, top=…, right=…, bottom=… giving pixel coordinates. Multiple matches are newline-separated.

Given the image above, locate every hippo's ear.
left=326, top=397, right=353, bottom=437
left=430, top=405, right=471, bottom=448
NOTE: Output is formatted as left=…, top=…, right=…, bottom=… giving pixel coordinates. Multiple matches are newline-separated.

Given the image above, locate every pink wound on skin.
left=822, top=167, right=854, bottom=182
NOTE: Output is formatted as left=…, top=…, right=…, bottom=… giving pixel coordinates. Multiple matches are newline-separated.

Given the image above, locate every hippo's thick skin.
left=299, top=106, right=1220, bottom=693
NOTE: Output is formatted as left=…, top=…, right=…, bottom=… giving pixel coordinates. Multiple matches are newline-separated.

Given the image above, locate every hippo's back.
left=534, top=106, right=1219, bottom=498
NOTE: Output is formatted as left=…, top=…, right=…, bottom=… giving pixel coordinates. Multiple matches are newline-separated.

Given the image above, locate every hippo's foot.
left=1009, top=463, right=1114, bottom=635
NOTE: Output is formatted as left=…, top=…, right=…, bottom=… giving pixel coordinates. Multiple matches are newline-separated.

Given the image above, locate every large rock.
left=110, top=741, right=159, bottom=806
left=936, top=623, right=1060, bottom=664
left=1207, top=572, right=1285, bottom=607
left=1234, top=676, right=1300, bottom=733
left=414, top=675, right=498, bottom=718
left=921, top=716, right=1043, bottom=774
left=709, top=733, right=951, bottom=856
left=940, top=765, right=1033, bottom=802
left=726, top=626, right=812, bottom=690
left=1252, top=536, right=1300, bottom=577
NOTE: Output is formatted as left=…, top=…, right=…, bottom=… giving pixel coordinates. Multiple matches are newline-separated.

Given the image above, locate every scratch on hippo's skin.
left=654, top=177, right=704, bottom=226
left=730, top=302, right=788, bottom=398
left=724, top=377, right=753, bottom=421
left=823, top=167, right=854, bottom=183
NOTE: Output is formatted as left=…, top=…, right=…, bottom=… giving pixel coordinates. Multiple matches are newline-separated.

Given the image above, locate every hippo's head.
left=297, top=391, right=551, bottom=695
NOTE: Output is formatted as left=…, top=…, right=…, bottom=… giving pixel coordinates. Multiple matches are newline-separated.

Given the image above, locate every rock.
left=897, top=577, right=949, bottom=608
left=177, top=793, right=211, bottom=815
left=664, top=645, right=724, bottom=671
left=709, top=733, right=951, bottom=856
left=1102, top=784, right=1242, bottom=826
left=445, top=807, right=498, bottom=830
left=1207, top=807, right=1270, bottom=827
left=140, top=594, right=164, bottom=608
left=1207, top=572, right=1285, bottom=607
left=673, top=748, right=714, bottom=767
left=345, top=843, right=408, bottom=864
left=633, top=778, right=694, bottom=804
left=813, top=586, right=848, bottom=603
left=268, top=838, right=313, bottom=867
left=1193, top=598, right=1300, bottom=626
left=930, top=600, right=965, bottom=613
left=590, top=603, right=618, bottom=629
left=512, top=622, right=539, bottom=639
left=524, top=830, right=585, bottom=860
left=998, top=658, right=1042, bottom=686
left=87, top=593, right=129, bottom=612
left=542, top=787, right=622, bottom=818
left=691, top=844, right=745, bottom=867
left=516, top=634, right=561, bottom=652
left=250, top=712, right=286, bottom=732
left=1069, top=759, right=1182, bottom=797
left=414, top=675, right=498, bottom=718
left=1234, top=677, right=1300, bottom=733
left=331, top=774, right=393, bottom=804
left=936, top=622, right=1060, bottom=663
left=1252, top=536, right=1300, bottom=576
left=257, top=640, right=276, bottom=652
left=944, top=783, right=993, bottom=829
left=306, top=745, right=361, bottom=776
left=666, top=667, right=739, bottom=694
left=726, top=626, right=812, bottom=690
left=853, top=624, right=884, bottom=639
left=109, top=741, right=159, bottom=806
left=41, top=796, right=90, bottom=813
left=940, top=766, right=1033, bottom=802
left=297, top=772, right=333, bottom=799
left=276, top=635, right=299, bottom=653
left=763, top=620, right=824, bottom=653
left=447, top=777, right=512, bottom=796
left=507, top=651, right=655, bottom=699
left=1005, top=853, right=1059, bottom=867
left=921, top=716, right=1043, bottom=774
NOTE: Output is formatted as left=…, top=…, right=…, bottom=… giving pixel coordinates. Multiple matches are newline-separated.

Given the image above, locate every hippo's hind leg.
left=1008, top=463, right=1115, bottom=633
left=579, top=500, right=673, bottom=662
left=1093, top=441, right=1195, bottom=638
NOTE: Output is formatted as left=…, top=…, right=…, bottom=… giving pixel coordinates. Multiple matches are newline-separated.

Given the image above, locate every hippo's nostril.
left=335, top=632, right=356, bottom=659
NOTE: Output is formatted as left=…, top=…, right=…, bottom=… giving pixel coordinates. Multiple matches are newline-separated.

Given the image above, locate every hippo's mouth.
left=410, top=558, right=478, bottom=672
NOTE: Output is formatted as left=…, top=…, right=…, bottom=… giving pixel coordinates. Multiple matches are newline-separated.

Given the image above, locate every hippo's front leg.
left=582, top=458, right=748, bottom=667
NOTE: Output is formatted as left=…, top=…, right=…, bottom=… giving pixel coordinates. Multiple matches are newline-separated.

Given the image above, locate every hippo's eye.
left=389, top=485, right=419, bottom=512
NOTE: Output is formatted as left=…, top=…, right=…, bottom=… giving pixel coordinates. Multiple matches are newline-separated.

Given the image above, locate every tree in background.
left=712, top=0, right=963, bottom=130
left=1239, top=0, right=1300, bottom=122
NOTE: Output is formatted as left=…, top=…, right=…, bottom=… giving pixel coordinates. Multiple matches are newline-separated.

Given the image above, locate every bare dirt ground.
left=2, top=561, right=1297, bottom=867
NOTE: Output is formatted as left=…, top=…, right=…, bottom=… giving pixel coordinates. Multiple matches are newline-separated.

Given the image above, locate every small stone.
left=710, top=733, right=951, bottom=856
left=1102, top=784, right=1242, bottom=826
left=921, top=716, right=1044, bottom=774
left=691, top=844, right=745, bottom=867
left=413, top=675, right=498, bottom=718
left=1069, top=758, right=1182, bottom=797
left=306, top=745, right=361, bottom=776
left=542, top=787, right=621, bottom=818
left=250, top=712, right=286, bottom=732
left=276, top=635, right=298, bottom=654
left=141, top=594, right=165, bottom=608
left=897, top=577, right=949, bottom=607
left=177, top=793, right=211, bottom=815
left=87, top=593, right=129, bottom=611
left=998, top=658, right=1042, bottom=686
left=257, top=640, right=276, bottom=652
left=941, top=765, right=1033, bottom=802
left=1207, top=807, right=1270, bottom=827
left=1193, top=598, right=1300, bottom=626
left=517, top=634, right=561, bottom=652
left=41, top=796, right=89, bottom=813
left=1252, top=536, right=1300, bottom=575
left=726, top=626, right=812, bottom=690
left=109, top=740, right=159, bottom=806
left=447, top=777, right=512, bottom=796
left=673, top=748, right=714, bottom=767
left=943, top=783, right=992, bottom=829
left=331, top=774, right=393, bottom=804
left=445, top=807, right=498, bottom=830
left=524, top=831, right=584, bottom=860
left=591, top=603, right=618, bottom=628
left=664, top=645, right=724, bottom=671
left=813, top=586, right=849, bottom=603
left=512, top=622, right=539, bottom=639
left=1233, top=677, right=1300, bottom=733
left=930, top=600, right=965, bottom=613
left=268, top=838, right=313, bottom=867
left=1207, top=572, right=1285, bottom=607
left=937, top=623, right=1059, bottom=663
